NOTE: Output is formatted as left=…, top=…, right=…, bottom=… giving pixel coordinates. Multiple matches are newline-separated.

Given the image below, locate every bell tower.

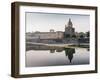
left=65, top=18, right=75, bottom=37
left=67, top=18, right=73, bottom=27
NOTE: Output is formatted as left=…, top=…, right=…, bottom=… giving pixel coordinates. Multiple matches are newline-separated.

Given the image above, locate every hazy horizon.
left=26, top=12, right=90, bottom=33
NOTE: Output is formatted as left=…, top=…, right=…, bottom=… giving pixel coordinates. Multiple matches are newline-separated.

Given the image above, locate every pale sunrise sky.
left=25, top=12, right=90, bottom=33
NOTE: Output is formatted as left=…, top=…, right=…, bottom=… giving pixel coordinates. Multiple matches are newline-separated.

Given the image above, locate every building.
left=26, top=18, right=90, bottom=44
left=27, top=18, right=75, bottom=39
left=64, top=18, right=75, bottom=37
left=31, top=30, right=64, bottom=40
left=26, top=18, right=76, bottom=43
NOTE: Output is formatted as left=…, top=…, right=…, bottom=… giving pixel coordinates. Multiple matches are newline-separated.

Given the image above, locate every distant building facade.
left=32, top=31, right=64, bottom=40
left=26, top=18, right=89, bottom=44
left=26, top=18, right=75, bottom=40
left=64, top=18, right=75, bottom=37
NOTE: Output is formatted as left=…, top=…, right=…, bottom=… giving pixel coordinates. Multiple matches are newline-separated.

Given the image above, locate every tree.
left=86, top=31, right=90, bottom=37
left=72, top=35, right=76, bottom=38
left=80, top=35, right=84, bottom=38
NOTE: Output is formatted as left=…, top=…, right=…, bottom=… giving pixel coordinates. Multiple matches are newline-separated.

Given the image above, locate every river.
left=26, top=45, right=89, bottom=67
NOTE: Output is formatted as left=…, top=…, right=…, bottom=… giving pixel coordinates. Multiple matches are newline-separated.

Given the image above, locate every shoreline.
left=26, top=42, right=89, bottom=49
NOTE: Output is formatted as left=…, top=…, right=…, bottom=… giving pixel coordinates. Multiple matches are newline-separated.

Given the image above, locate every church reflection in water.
left=26, top=44, right=75, bottom=63
left=64, top=48, right=75, bottom=63
left=49, top=48, right=75, bottom=63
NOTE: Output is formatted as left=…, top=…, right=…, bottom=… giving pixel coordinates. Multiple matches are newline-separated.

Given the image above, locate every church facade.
left=64, top=18, right=75, bottom=37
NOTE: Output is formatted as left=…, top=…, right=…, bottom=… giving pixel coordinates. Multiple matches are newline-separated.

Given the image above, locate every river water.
left=26, top=45, right=89, bottom=67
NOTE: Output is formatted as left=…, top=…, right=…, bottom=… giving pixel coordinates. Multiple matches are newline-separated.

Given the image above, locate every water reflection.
left=26, top=44, right=89, bottom=67
left=49, top=48, right=75, bottom=63
left=50, top=49, right=55, bottom=53
left=26, top=44, right=76, bottom=63
left=64, top=48, right=75, bottom=63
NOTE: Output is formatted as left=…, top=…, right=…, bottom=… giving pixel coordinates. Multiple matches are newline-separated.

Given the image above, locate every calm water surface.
left=26, top=45, right=89, bottom=67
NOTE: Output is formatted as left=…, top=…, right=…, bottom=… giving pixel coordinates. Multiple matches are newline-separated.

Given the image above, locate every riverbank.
left=26, top=42, right=89, bottom=49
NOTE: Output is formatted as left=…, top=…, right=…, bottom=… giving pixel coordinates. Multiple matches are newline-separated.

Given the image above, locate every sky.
left=25, top=12, right=90, bottom=33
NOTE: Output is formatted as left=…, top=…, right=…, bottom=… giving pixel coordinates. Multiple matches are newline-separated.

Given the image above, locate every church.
left=64, top=18, right=75, bottom=37
left=26, top=18, right=75, bottom=43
